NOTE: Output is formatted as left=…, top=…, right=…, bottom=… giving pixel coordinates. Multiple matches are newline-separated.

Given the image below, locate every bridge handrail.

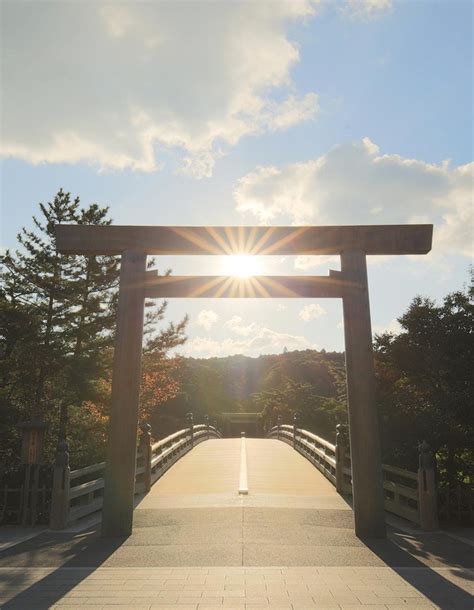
left=151, top=429, right=188, bottom=453
left=267, top=423, right=437, bottom=531
left=298, top=428, right=336, bottom=453
left=50, top=421, right=221, bottom=530
left=70, top=461, right=105, bottom=481
left=382, top=463, right=418, bottom=482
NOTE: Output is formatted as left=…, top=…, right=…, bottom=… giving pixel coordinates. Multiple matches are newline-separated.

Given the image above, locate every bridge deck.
left=0, top=438, right=472, bottom=609
left=138, top=439, right=349, bottom=510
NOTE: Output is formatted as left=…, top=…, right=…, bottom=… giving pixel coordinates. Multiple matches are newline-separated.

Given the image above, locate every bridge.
left=0, top=427, right=472, bottom=608
left=1, top=222, right=471, bottom=608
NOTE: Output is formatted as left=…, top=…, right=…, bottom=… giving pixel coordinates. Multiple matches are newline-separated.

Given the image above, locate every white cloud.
left=182, top=314, right=316, bottom=357
left=224, top=315, right=259, bottom=337
left=373, top=318, right=401, bottom=336
left=1, top=1, right=319, bottom=176
left=299, top=303, right=327, bottom=321
left=196, top=309, right=218, bottom=331
left=235, top=138, right=473, bottom=258
left=182, top=328, right=315, bottom=358
left=340, top=0, right=393, bottom=21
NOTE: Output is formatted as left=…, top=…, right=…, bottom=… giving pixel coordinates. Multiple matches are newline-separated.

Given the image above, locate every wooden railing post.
left=277, top=415, right=282, bottom=440
left=293, top=412, right=300, bottom=449
left=204, top=414, right=210, bottom=439
left=139, top=423, right=152, bottom=493
left=187, top=412, right=194, bottom=448
left=418, top=441, right=439, bottom=531
left=50, top=441, right=70, bottom=530
left=335, top=423, right=349, bottom=494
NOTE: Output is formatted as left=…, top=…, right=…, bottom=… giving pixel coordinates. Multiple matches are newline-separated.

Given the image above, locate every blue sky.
left=1, top=0, right=472, bottom=356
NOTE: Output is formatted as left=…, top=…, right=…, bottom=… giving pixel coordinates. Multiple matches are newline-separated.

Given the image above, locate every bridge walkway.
left=0, top=438, right=472, bottom=608
left=138, top=438, right=349, bottom=509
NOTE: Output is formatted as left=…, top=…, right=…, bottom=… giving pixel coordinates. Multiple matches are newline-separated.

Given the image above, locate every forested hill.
left=155, top=349, right=347, bottom=440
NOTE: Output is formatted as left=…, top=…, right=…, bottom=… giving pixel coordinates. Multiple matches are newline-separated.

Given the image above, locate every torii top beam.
left=55, top=224, right=433, bottom=256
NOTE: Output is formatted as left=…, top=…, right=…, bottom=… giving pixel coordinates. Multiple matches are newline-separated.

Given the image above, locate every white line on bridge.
left=238, top=433, right=248, bottom=495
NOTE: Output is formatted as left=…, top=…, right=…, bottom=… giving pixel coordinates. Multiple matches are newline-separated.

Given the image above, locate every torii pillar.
left=55, top=223, right=433, bottom=539
left=341, top=250, right=385, bottom=536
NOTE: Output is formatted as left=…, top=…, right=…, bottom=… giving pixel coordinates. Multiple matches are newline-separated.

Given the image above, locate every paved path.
left=0, top=438, right=472, bottom=609
left=1, top=566, right=472, bottom=609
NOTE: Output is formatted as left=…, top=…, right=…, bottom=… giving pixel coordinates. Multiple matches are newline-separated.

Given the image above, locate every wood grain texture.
left=341, top=250, right=386, bottom=538
left=144, top=274, right=352, bottom=298
left=101, top=251, right=147, bottom=537
left=56, top=224, right=433, bottom=255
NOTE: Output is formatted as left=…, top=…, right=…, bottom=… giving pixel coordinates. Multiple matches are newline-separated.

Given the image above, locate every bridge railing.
left=268, top=424, right=337, bottom=485
left=267, top=423, right=438, bottom=531
left=50, top=421, right=221, bottom=530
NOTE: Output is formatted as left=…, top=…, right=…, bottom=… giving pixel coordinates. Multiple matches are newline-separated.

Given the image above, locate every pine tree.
left=1, top=189, right=188, bottom=465
left=0, top=189, right=119, bottom=457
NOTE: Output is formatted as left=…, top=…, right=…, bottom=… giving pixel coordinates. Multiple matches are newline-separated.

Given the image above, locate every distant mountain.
left=152, top=349, right=347, bottom=440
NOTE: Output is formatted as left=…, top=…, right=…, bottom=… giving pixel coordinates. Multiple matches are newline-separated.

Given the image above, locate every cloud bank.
left=235, top=138, right=473, bottom=258
left=183, top=315, right=315, bottom=358
left=1, top=1, right=320, bottom=177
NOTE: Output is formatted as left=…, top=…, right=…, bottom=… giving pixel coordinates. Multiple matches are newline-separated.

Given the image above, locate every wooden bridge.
left=1, top=429, right=472, bottom=609
left=49, top=423, right=438, bottom=534
left=54, top=223, right=435, bottom=540
left=2, top=223, right=471, bottom=608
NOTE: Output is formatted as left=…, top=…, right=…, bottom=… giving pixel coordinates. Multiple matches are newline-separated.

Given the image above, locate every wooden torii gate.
left=56, top=224, right=433, bottom=539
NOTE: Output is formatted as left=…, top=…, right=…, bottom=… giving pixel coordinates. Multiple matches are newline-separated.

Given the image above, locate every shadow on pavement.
left=367, top=528, right=473, bottom=609
left=0, top=513, right=472, bottom=609
left=0, top=526, right=124, bottom=609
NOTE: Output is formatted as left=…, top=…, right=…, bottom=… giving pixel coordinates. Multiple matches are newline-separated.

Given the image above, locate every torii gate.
left=56, top=224, right=433, bottom=539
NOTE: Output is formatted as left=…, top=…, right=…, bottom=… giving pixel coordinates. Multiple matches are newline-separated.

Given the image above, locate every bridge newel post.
left=204, top=414, right=210, bottom=439
left=102, top=250, right=147, bottom=538
left=277, top=415, right=282, bottom=440
left=187, top=412, right=194, bottom=448
left=139, top=423, right=152, bottom=493
left=417, top=441, right=439, bottom=531
left=50, top=441, right=70, bottom=530
left=293, top=412, right=300, bottom=449
left=341, top=250, right=386, bottom=538
left=335, top=424, right=349, bottom=494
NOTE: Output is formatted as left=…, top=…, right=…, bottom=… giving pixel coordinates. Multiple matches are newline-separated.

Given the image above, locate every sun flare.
left=221, top=254, right=263, bottom=278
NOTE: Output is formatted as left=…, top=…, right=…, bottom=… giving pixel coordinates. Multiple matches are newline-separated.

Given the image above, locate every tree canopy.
left=0, top=189, right=187, bottom=467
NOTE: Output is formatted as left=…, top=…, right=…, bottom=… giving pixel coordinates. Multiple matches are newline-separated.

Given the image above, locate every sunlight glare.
left=221, top=254, right=263, bottom=278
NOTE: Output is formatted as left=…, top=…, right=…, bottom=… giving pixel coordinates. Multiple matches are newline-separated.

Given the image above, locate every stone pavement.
left=0, top=566, right=472, bottom=609
left=0, top=439, right=472, bottom=609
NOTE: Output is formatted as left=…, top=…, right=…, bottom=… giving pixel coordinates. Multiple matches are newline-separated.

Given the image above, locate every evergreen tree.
left=0, top=190, right=119, bottom=456
left=1, top=189, right=188, bottom=466
left=374, top=279, right=474, bottom=484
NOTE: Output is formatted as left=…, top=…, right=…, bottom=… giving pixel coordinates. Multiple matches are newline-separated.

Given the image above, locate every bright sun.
left=221, top=254, right=262, bottom=278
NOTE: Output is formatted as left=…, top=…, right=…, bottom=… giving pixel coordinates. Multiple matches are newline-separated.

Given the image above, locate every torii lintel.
left=55, top=224, right=433, bottom=256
